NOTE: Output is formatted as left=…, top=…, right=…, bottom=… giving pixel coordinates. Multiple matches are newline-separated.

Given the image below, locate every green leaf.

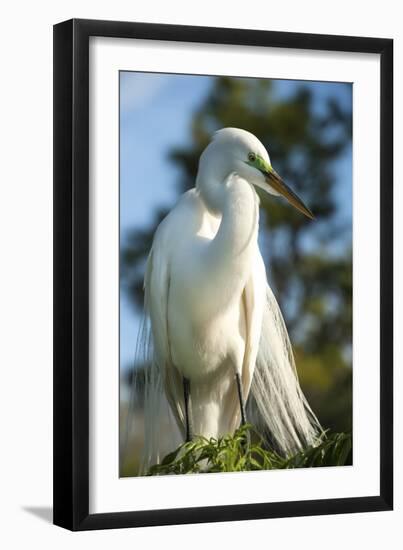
left=146, top=425, right=352, bottom=475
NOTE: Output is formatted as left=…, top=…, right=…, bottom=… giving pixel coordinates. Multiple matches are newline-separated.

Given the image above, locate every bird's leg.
left=235, top=372, right=250, bottom=452
left=235, top=372, right=251, bottom=450
left=235, top=372, right=247, bottom=426
left=183, top=377, right=194, bottom=442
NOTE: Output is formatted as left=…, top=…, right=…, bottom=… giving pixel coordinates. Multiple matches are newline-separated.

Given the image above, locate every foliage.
left=147, top=424, right=352, bottom=476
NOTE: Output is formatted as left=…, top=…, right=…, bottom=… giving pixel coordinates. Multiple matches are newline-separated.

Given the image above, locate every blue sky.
left=119, top=72, right=352, bottom=373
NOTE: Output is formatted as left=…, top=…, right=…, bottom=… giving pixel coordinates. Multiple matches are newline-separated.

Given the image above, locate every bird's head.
left=196, top=127, right=314, bottom=219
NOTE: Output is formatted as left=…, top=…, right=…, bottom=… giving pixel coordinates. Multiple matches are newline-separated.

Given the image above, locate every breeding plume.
left=133, top=128, right=321, bottom=472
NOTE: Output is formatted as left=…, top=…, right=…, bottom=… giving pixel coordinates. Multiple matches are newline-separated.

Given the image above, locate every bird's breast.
left=167, top=279, right=247, bottom=382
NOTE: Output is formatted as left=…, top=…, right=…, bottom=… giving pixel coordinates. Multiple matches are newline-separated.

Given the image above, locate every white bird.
left=133, top=128, right=321, bottom=472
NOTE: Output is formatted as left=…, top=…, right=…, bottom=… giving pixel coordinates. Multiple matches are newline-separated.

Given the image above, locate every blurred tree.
left=121, top=77, right=352, bottom=435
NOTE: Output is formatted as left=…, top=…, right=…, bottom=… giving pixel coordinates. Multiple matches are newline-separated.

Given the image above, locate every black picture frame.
left=53, top=18, right=393, bottom=531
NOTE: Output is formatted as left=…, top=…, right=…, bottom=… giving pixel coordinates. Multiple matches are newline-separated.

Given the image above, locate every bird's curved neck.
left=214, top=179, right=258, bottom=256
left=203, top=176, right=259, bottom=298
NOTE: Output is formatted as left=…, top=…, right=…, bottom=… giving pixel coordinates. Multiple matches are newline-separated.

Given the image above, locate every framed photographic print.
left=53, top=18, right=393, bottom=530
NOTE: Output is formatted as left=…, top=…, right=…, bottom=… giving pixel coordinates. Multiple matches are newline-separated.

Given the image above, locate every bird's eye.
left=248, top=152, right=256, bottom=162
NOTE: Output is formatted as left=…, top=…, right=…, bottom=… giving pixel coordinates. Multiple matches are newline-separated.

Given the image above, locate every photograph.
left=119, top=71, right=353, bottom=477
left=52, top=16, right=393, bottom=532
left=0, top=0, right=396, bottom=541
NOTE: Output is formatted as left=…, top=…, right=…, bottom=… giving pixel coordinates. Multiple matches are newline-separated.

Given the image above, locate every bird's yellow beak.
left=264, top=168, right=315, bottom=220
left=247, top=154, right=314, bottom=220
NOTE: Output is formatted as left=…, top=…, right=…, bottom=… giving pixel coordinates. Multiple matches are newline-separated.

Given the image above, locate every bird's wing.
left=241, top=253, right=266, bottom=402
left=144, top=190, right=210, bottom=439
left=144, top=241, right=186, bottom=436
left=223, top=252, right=266, bottom=434
left=250, top=280, right=322, bottom=454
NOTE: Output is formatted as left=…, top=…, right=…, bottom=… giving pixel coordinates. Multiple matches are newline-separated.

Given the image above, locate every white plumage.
left=133, top=128, right=321, bottom=472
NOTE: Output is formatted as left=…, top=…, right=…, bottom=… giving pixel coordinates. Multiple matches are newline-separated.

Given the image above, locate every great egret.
left=132, top=128, right=321, bottom=472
